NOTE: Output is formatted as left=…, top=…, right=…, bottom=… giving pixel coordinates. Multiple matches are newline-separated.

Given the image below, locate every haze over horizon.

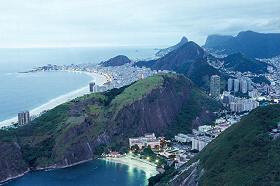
left=0, top=0, right=280, bottom=48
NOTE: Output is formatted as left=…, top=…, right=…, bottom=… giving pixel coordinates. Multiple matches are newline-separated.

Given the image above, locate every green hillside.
left=198, top=104, right=280, bottom=186
left=0, top=73, right=221, bottom=174
left=154, top=104, right=280, bottom=186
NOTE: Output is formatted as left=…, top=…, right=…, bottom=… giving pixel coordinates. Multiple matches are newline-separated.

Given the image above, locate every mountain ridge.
left=204, top=30, right=280, bottom=58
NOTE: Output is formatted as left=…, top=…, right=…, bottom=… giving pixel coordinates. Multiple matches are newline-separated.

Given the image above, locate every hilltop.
left=0, top=73, right=221, bottom=183
left=152, top=104, right=280, bottom=186
left=223, top=53, right=269, bottom=73
left=204, top=31, right=280, bottom=58
left=136, top=41, right=227, bottom=90
left=99, top=55, right=131, bottom=67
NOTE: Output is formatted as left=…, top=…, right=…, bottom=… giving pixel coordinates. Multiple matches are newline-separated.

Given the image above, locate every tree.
left=131, top=144, right=140, bottom=152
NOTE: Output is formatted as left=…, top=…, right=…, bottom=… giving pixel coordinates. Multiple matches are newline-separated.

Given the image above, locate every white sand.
left=0, top=71, right=108, bottom=128
left=102, top=155, right=158, bottom=177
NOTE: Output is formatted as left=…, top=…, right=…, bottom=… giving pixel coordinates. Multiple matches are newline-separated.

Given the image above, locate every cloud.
left=0, top=0, right=279, bottom=47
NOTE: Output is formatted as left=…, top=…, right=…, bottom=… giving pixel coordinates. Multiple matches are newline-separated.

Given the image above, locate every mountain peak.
left=180, top=36, right=188, bottom=43
left=155, top=36, right=189, bottom=57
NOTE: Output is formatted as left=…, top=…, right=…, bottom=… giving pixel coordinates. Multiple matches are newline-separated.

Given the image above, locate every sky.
left=0, top=0, right=280, bottom=48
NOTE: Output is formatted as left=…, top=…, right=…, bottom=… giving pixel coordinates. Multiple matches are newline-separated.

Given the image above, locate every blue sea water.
left=5, top=160, right=152, bottom=186
left=0, top=47, right=155, bottom=186
left=0, top=47, right=155, bottom=121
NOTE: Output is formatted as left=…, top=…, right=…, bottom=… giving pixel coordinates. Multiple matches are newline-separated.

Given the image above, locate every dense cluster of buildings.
left=209, top=74, right=261, bottom=113
left=222, top=91, right=259, bottom=112
left=261, top=56, right=280, bottom=100
left=89, top=64, right=159, bottom=93
left=228, top=77, right=253, bottom=93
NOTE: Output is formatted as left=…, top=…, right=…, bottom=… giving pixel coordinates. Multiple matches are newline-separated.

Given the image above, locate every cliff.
left=0, top=73, right=221, bottom=183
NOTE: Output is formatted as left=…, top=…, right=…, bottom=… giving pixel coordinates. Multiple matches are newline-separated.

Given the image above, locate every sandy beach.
left=0, top=71, right=108, bottom=128
left=102, top=155, right=158, bottom=177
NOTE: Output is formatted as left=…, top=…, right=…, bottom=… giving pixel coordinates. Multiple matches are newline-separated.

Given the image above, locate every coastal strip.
left=0, top=71, right=108, bottom=128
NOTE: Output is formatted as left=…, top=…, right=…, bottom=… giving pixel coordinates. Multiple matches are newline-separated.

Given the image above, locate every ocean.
left=0, top=47, right=155, bottom=121
left=0, top=47, right=156, bottom=186
left=5, top=160, right=153, bottom=186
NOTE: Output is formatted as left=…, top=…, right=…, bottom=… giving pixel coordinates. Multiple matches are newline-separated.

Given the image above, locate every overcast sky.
left=0, top=0, right=279, bottom=48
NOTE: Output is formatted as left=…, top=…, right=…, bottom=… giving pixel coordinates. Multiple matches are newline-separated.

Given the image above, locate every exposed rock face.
left=100, top=55, right=131, bottom=67
left=0, top=142, right=29, bottom=183
left=112, top=75, right=192, bottom=137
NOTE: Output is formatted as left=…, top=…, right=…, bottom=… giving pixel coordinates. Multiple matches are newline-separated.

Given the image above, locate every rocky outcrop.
left=0, top=142, right=29, bottom=183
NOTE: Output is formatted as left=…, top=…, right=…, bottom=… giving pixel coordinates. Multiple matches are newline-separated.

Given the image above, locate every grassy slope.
left=198, top=104, right=280, bottom=186
left=0, top=73, right=221, bottom=169
left=0, top=74, right=166, bottom=167
left=109, top=74, right=164, bottom=114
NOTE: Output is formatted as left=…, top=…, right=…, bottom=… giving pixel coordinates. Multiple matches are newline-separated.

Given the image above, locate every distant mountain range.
left=136, top=41, right=227, bottom=90
left=155, top=36, right=188, bottom=57
left=204, top=30, right=280, bottom=58
left=152, top=104, right=280, bottom=186
left=99, top=55, right=131, bottom=67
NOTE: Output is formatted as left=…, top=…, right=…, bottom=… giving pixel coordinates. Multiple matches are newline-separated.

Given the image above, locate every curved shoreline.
left=102, top=156, right=159, bottom=178
left=1, top=156, right=158, bottom=185
left=0, top=70, right=108, bottom=128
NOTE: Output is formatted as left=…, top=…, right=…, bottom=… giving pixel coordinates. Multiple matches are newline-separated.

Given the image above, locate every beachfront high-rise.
left=89, top=82, right=95, bottom=92
left=18, top=111, right=30, bottom=125
left=210, top=75, right=221, bottom=100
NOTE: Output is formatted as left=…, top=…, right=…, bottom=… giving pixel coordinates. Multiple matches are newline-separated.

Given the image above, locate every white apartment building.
left=191, top=136, right=213, bottom=151
left=129, top=133, right=160, bottom=149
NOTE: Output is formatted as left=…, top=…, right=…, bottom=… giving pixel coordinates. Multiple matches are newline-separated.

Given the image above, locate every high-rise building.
left=89, top=82, right=95, bottom=92
left=234, top=79, right=240, bottom=92
left=228, top=78, right=234, bottom=92
left=210, top=75, right=221, bottom=99
left=240, top=78, right=248, bottom=93
left=247, top=78, right=253, bottom=91
left=18, top=111, right=30, bottom=125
